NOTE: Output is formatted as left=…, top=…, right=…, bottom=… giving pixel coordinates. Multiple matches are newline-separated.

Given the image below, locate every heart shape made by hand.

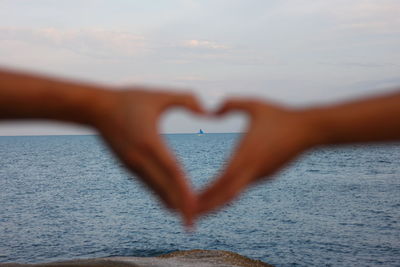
left=96, top=89, right=314, bottom=227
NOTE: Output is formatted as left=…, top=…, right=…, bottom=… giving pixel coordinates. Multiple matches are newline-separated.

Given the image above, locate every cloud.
left=331, top=1, right=400, bottom=34
left=0, top=27, right=148, bottom=59
left=182, top=39, right=229, bottom=50
left=0, top=27, right=235, bottom=63
left=319, top=61, right=399, bottom=68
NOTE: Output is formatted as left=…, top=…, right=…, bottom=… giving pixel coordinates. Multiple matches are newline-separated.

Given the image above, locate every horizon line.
left=0, top=132, right=244, bottom=137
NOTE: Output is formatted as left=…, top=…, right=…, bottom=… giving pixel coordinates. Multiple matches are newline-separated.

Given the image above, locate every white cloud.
left=0, top=27, right=148, bottom=59
left=0, top=27, right=236, bottom=65
left=182, top=39, right=229, bottom=50
left=331, top=1, right=400, bottom=33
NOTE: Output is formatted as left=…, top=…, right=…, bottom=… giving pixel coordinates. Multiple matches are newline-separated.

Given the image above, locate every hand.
left=197, top=98, right=319, bottom=217
left=91, top=89, right=204, bottom=226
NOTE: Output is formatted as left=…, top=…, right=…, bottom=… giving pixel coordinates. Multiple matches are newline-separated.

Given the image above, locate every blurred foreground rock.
left=0, top=249, right=273, bottom=267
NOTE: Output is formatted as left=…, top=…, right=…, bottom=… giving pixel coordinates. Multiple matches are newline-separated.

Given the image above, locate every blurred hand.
left=93, top=89, right=204, bottom=226
left=197, top=98, right=318, bottom=217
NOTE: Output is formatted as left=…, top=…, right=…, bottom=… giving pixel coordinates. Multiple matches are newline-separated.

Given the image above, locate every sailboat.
left=197, top=129, right=204, bottom=136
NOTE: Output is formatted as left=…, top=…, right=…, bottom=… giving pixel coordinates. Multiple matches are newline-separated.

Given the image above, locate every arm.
left=0, top=69, right=107, bottom=124
left=310, top=93, right=400, bottom=144
left=0, top=68, right=203, bottom=226
left=197, top=91, right=400, bottom=216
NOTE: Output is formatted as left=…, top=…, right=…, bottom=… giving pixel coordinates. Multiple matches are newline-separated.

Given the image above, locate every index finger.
left=145, top=136, right=197, bottom=227
left=161, top=92, right=206, bottom=115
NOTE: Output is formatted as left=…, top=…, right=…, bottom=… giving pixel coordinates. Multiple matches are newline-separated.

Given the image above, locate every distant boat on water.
left=197, top=129, right=204, bottom=136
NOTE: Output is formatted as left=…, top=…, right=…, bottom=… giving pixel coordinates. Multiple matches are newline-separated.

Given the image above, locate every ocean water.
left=0, top=134, right=399, bottom=266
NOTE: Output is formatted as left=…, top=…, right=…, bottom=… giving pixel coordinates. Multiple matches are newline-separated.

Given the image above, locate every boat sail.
left=198, top=129, right=204, bottom=136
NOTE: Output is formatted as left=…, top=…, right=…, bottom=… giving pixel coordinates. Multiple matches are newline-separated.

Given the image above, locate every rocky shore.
left=0, top=249, right=273, bottom=267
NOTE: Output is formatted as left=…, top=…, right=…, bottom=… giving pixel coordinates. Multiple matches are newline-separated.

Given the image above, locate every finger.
left=215, top=98, right=284, bottom=118
left=162, top=93, right=206, bottom=115
left=218, top=128, right=260, bottom=181
left=124, top=151, right=177, bottom=210
left=123, top=145, right=193, bottom=216
left=131, top=129, right=197, bottom=224
left=215, top=98, right=260, bottom=116
left=145, top=138, right=197, bottom=227
left=196, top=150, right=255, bottom=215
left=197, top=168, right=255, bottom=216
left=197, top=140, right=295, bottom=216
left=195, top=125, right=261, bottom=216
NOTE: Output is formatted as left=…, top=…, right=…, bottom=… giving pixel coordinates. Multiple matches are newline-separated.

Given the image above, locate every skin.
left=0, top=68, right=204, bottom=226
left=197, top=92, right=400, bottom=217
left=2, top=68, right=400, bottom=225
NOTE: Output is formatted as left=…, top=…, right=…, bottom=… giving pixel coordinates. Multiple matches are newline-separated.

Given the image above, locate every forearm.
left=0, top=69, right=110, bottom=126
left=308, top=92, right=400, bottom=145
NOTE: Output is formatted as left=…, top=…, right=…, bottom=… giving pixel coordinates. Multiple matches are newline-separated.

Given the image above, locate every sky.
left=0, top=0, right=399, bottom=135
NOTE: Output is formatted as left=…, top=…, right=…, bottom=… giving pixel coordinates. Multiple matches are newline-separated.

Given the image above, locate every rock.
left=0, top=249, right=274, bottom=267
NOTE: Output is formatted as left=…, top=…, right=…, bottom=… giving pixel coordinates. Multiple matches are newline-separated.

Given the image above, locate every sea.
left=0, top=133, right=399, bottom=266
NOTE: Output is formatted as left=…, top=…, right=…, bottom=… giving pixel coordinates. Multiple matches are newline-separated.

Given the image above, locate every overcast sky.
left=1, top=0, right=399, bottom=135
